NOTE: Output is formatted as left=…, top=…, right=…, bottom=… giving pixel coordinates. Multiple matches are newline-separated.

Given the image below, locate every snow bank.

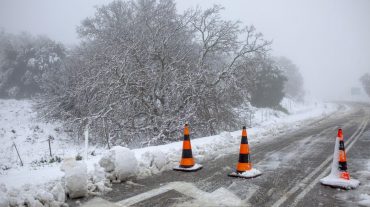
left=0, top=159, right=112, bottom=206
left=51, top=183, right=65, bottom=203
left=0, top=192, right=9, bottom=207
left=99, top=146, right=138, bottom=182
left=0, top=182, right=66, bottom=207
left=61, top=158, right=88, bottom=198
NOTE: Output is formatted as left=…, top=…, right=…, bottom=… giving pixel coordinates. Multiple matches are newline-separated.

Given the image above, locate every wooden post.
left=13, top=143, right=23, bottom=166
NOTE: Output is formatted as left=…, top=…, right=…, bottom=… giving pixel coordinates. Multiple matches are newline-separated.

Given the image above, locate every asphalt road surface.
left=74, top=102, right=370, bottom=207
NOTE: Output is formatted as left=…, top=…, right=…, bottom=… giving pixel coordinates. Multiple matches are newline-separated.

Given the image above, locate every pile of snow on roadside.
left=99, top=146, right=138, bottom=182
left=61, top=158, right=88, bottom=198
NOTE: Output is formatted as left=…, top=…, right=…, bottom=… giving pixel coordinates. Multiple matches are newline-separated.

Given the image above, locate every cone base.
left=173, top=163, right=203, bottom=172
left=320, top=175, right=360, bottom=190
left=228, top=168, right=262, bottom=179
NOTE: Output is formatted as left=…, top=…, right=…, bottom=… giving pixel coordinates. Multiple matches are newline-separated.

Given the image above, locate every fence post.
left=13, top=142, right=23, bottom=166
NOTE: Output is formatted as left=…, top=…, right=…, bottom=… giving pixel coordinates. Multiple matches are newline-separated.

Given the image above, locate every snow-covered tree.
left=275, top=56, right=304, bottom=101
left=0, top=32, right=65, bottom=98
left=237, top=55, right=287, bottom=108
left=39, top=0, right=274, bottom=147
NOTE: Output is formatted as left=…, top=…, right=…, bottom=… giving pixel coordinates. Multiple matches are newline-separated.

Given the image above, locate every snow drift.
left=99, top=146, right=138, bottom=182
left=61, top=158, right=88, bottom=198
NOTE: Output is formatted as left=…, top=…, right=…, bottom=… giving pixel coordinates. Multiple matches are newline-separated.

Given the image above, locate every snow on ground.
left=0, top=100, right=76, bottom=169
left=0, top=98, right=342, bottom=205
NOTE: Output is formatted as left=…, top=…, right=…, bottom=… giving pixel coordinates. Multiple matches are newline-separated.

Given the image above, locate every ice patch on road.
left=227, top=181, right=260, bottom=201
left=359, top=194, right=370, bottom=206
left=256, top=136, right=318, bottom=171
left=116, top=181, right=245, bottom=207
left=82, top=197, right=120, bottom=207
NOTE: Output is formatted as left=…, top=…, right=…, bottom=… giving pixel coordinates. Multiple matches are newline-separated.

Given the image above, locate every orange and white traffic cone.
left=337, top=129, right=350, bottom=180
left=228, top=126, right=262, bottom=178
left=320, top=128, right=360, bottom=189
left=173, top=124, right=202, bottom=172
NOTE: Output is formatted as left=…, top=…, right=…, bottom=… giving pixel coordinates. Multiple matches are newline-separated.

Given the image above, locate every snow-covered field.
left=0, top=98, right=347, bottom=206
left=0, top=100, right=106, bottom=187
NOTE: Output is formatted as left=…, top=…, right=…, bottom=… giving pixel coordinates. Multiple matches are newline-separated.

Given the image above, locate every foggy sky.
left=0, top=0, right=369, bottom=101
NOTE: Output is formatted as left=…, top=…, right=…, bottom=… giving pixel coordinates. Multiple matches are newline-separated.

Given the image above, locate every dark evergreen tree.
left=250, top=60, right=287, bottom=108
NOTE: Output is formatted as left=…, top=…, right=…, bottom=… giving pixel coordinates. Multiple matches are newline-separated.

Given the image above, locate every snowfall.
left=0, top=98, right=369, bottom=206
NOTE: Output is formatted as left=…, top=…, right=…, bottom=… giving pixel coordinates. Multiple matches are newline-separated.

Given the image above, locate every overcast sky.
left=0, top=0, right=369, bottom=101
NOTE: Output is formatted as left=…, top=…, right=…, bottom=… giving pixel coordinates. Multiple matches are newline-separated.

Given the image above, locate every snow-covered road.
left=77, top=102, right=370, bottom=207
